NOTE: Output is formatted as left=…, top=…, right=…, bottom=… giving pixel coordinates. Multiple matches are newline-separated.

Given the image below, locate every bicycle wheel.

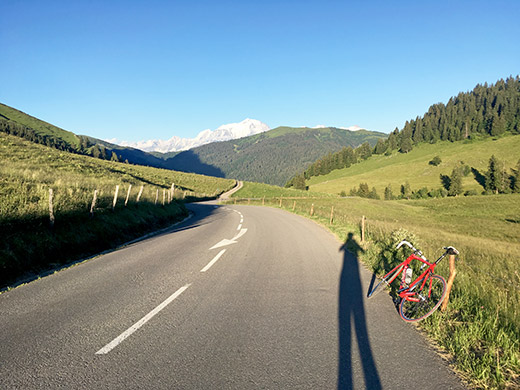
left=367, top=277, right=390, bottom=298
left=399, top=274, right=446, bottom=322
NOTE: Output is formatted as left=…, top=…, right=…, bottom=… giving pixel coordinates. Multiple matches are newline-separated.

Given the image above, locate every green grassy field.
left=231, top=181, right=333, bottom=199
left=0, top=133, right=235, bottom=287
left=308, top=134, right=520, bottom=196
left=230, top=183, right=520, bottom=389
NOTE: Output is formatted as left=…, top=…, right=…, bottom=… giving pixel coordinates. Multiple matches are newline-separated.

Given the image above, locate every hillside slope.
left=308, top=134, right=520, bottom=195
left=160, top=127, right=386, bottom=186
left=0, top=132, right=235, bottom=287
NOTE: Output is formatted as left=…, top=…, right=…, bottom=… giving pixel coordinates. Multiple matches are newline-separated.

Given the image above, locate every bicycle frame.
left=381, top=250, right=449, bottom=301
left=368, top=240, right=458, bottom=321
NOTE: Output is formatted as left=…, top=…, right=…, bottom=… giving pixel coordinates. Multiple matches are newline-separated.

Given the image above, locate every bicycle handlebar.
left=396, top=240, right=459, bottom=265
left=396, top=240, right=417, bottom=252
left=443, top=246, right=459, bottom=256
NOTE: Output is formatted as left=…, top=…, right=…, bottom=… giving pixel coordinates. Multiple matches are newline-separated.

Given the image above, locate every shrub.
left=429, top=156, right=442, bottom=166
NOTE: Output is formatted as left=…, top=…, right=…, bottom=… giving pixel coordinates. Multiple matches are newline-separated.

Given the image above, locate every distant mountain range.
left=107, top=120, right=367, bottom=153
left=107, top=118, right=271, bottom=153
left=0, top=102, right=386, bottom=185
left=158, top=126, right=386, bottom=185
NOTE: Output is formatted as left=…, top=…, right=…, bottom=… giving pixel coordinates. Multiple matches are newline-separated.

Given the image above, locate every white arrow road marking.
left=96, top=284, right=191, bottom=355
left=209, top=229, right=248, bottom=250
left=209, top=239, right=237, bottom=250
left=200, top=249, right=226, bottom=272
left=233, top=228, right=247, bottom=240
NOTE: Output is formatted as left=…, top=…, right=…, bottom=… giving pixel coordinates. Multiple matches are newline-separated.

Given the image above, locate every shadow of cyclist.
left=338, top=233, right=382, bottom=390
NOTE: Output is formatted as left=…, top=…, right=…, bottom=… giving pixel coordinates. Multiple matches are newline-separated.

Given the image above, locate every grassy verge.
left=0, top=133, right=236, bottom=288
left=1, top=202, right=188, bottom=289
left=229, top=192, right=520, bottom=389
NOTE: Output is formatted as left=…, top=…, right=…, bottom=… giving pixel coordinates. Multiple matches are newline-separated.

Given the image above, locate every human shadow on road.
left=338, top=233, right=382, bottom=390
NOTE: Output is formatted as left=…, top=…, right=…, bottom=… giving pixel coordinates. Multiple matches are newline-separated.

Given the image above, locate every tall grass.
left=230, top=189, right=520, bottom=389
left=0, top=133, right=236, bottom=287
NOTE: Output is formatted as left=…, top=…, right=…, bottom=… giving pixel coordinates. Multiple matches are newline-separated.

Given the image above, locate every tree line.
left=345, top=155, right=520, bottom=200
left=286, top=76, right=520, bottom=189
left=0, top=117, right=123, bottom=163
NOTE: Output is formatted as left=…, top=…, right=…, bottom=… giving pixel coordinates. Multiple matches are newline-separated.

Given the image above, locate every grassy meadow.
left=308, top=134, right=520, bottom=196
left=0, top=133, right=235, bottom=287
left=231, top=182, right=520, bottom=389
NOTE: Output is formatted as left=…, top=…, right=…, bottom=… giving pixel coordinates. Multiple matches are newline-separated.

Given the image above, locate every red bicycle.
left=367, top=240, right=459, bottom=322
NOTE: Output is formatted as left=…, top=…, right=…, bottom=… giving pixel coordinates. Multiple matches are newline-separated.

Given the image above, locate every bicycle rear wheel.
left=399, top=274, right=446, bottom=322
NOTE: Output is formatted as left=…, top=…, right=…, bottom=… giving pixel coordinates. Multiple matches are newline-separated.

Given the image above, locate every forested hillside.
left=161, top=126, right=386, bottom=186
left=289, top=76, right=520, bottom=188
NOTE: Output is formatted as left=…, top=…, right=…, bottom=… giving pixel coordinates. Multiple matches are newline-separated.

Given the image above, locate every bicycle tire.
left=399, top=274, right=446, bottom=322
left=367, top=277, right=390, bottom=298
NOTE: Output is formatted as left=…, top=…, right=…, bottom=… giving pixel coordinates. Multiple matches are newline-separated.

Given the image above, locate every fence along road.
left=0, top=202, right=465, bottom=389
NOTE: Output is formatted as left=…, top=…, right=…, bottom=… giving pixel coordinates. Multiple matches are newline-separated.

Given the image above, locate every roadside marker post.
left=441, top=254, right=458, bottom=312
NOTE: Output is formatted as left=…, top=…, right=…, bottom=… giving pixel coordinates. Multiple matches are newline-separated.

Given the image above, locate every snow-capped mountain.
left=110, top=118, right=270, bottom=153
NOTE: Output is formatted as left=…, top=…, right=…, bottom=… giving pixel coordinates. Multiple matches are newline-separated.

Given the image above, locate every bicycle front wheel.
left=399, top=274, right=446, bottom=322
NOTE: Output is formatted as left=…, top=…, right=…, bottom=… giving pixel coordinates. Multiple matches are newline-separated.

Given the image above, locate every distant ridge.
left=158, top=126, right=387, bottom=186
left=108, top=118, right=270, bottom=153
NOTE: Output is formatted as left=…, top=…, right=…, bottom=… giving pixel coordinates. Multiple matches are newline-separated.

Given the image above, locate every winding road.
left=0, top=202, right=465, bottom=389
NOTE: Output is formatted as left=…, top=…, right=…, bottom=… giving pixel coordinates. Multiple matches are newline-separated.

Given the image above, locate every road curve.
left=0, top=202, right=465, bottom=389
left=218, top=180, right=243, bottom=200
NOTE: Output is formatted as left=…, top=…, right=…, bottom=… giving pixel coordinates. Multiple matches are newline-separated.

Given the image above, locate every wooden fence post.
left=361, top=215, right=366, bottom=242
left=162, top=189, right=166, bottom=205
left=310, top=203, right=314, bottom=216
left=90, top=189, right=98, bottom=216
left=136, top=186, right=144, bottom=203
left=441, top=254, right=458, bottom=312
left=330, top=206, right=334, bottom=225
left=112, top=185, right=119, bottom=210
left=155, top=189, right=159, bottom=205
left=248, top=198, right=250, bottom=205
left=48, top=188, right=55, bottom=227
left=262, top=196, right=265, bottom=206
left=125, top=184, right=132, bottom=206
left=171, top=183, right=175, bottom=199
left=292, top=200, right=296, bottom=211
left=234, top=198, right=237, bottom=204
left=279, top=197, right=282, bottom=207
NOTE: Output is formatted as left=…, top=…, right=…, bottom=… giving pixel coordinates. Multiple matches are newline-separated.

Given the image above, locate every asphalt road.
left=0, top=202, right=466, bottom=389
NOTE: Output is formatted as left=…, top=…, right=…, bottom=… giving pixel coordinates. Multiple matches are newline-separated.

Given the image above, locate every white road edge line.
left=200, top=249, right=226, bottom=272
left=237, top=224, right=242, bottom=230
left=95, top=284, right=191, bottom=355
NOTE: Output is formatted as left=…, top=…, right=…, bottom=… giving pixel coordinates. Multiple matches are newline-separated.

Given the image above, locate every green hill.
left=0, top=103, right=81, bottom=150
left=160, top=126, right=387, bottom=186
left=308, top=134, right=520, bottom=196
left=0, top=131, right=235, bottom=288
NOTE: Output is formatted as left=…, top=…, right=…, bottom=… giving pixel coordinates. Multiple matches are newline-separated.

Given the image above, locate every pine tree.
left=292, top=174, right=307, bottom=190
left=399, top=137, right=413, bottom=153
left=111, top=151, right=119, bottom=162
left=358, top=183, right=370, bottom=198
left=369, top=187, right=380, bottom=200
left=448, top=167, right=463, bottom=196
left=356, top=142, right=372, bottom=160
left=373, top=139, right=387, bottom=155
left=485, top=155, right=506, bottom=194
left=400, top=182, right=411, bottom=199
left=384, top=185, right=394, bottom=200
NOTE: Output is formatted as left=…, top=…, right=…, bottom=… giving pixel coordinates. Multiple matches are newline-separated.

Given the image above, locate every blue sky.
left=1, top=0, right=519, bottom=142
